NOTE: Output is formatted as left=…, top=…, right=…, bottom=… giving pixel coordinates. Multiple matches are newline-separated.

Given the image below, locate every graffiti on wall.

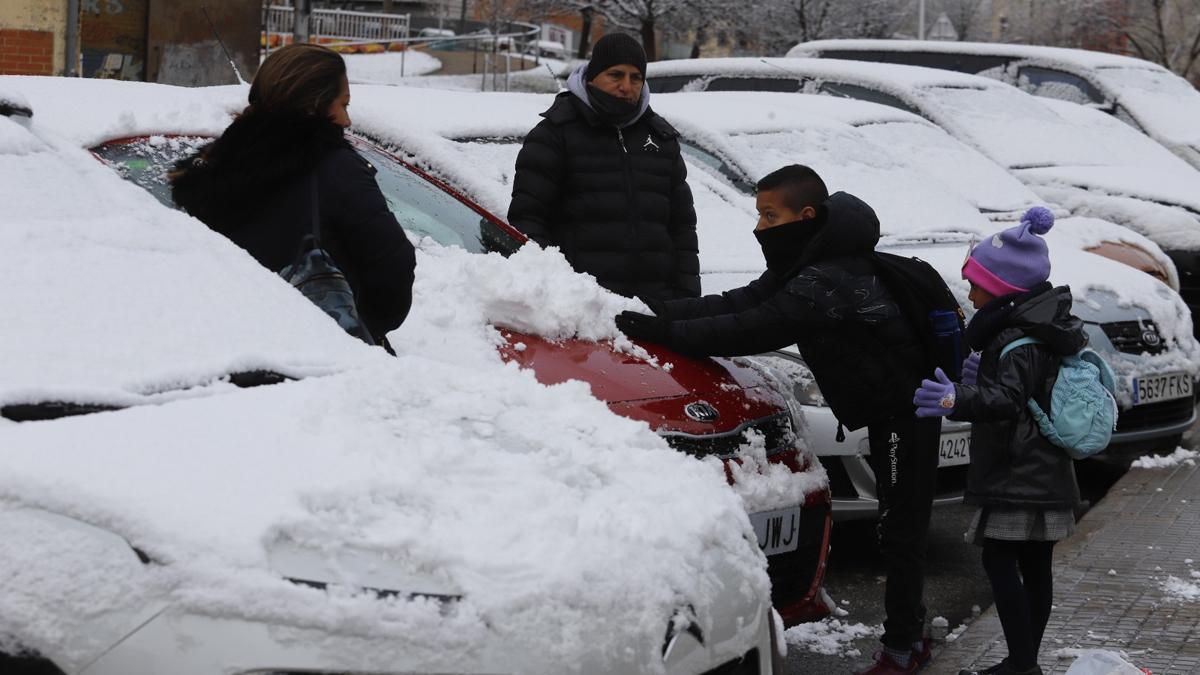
left=80, top=0, right=147, bottom=80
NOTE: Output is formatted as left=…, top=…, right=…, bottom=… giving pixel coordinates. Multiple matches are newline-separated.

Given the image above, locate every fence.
left=265, top=5, right=411, bottom=46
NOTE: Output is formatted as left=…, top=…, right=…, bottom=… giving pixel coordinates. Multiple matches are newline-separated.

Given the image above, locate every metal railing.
left=266, top=5, right=411, bottom=46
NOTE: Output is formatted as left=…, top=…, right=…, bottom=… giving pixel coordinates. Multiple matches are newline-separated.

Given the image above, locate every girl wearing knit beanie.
left=914, top=207, right=1087, bottom=675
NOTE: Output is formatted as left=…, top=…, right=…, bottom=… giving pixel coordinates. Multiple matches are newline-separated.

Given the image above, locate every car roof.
left=646, top=56, right=1001, bottom=90
left=789, top=39, right=1166, bottom=71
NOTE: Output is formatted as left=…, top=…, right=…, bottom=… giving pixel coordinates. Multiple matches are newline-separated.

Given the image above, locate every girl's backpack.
left=1000, top=336, right=1118, bottom=459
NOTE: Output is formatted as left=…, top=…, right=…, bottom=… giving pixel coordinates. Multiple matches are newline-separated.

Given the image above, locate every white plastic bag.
left=1064, top=649, right=1144, bottom=675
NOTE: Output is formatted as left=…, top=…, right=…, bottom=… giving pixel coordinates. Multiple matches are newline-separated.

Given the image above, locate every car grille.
left=660, top=413, right=794, bottom=459
left=766, top=505, right=827, bottom=609
left=1116, top=396, right=1195, bottom=432
left=1101, top=320, right=1167, bottom=356
left=702, top=648, right=760, bottom=675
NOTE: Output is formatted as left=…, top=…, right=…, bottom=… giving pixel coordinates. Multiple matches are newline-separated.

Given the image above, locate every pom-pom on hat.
left=585, top=33, right=648, bottom=82
left=962, top=206, right=1055, bottom=297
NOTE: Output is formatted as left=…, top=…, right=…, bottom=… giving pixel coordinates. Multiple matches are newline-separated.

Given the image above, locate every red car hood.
left=498, top=332, right=787, bottom=435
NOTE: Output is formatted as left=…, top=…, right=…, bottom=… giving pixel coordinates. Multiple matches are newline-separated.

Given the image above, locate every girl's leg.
left=1017, top=541, right=1056, bottom=656
left=981, top=539, right=1038, bottom=671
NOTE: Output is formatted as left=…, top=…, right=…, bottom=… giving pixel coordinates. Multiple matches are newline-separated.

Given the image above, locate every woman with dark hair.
left=171, top=43, right=416, bottom=349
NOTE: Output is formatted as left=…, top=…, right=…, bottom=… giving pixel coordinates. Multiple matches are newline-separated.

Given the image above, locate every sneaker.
left=912, top=636, right=932, bottom=669
left=856, top=651, right=919, bottom=675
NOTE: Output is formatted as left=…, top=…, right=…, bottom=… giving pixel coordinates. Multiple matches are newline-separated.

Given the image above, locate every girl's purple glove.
left=913, top=368, right=957, bottom=417
left=961, top=351, right=981, bottom=386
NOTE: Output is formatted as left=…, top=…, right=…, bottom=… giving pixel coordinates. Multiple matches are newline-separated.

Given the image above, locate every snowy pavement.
left=928, top=443, right=1200, bottom=674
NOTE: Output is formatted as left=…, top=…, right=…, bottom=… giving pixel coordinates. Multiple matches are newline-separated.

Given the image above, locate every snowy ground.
left=344, top=50, right=443, bottom=83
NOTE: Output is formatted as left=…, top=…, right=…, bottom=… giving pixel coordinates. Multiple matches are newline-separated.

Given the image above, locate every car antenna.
left=202, top=5, right=247, bottom=85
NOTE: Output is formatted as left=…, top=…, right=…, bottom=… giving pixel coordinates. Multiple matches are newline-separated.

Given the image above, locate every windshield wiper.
left=1, top=371, right=294, bottom=422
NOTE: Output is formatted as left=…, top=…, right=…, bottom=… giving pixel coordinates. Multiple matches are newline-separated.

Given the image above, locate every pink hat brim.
left=962, top=256, right=1028, bottom=297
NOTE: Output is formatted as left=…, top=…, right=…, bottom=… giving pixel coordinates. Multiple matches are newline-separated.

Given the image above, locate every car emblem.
left=684, top=401, right=720, bottom=423
left=1142, top=330, right=1162, bottom=347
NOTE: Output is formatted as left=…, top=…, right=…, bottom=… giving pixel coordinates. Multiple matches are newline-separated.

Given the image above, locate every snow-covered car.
left=345, top=87, right=1196, bottom=515
left=0, top=84, right=790, bottom=673
left=645, top=57, right=1200, bottom=335
left=10, top=75, right=832, bottom=630
left=788, top=39, right=1200, bottom=172
left=646, top=90, right=1199, bottom=505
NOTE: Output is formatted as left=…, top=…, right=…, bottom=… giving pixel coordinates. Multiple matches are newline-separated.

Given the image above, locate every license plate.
left=938, top=431, right=971, bottom=467
left=750, top=507, right=801, bottom=556
left=1132, top=372, right=1193, bottom=406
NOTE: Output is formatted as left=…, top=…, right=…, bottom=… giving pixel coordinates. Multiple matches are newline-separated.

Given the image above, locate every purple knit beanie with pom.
left=962, top=206, right=1054, bottom=297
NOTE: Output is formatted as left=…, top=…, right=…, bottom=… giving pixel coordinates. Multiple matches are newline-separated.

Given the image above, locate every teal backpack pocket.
left=1000, top=337, right=1118, bottom=460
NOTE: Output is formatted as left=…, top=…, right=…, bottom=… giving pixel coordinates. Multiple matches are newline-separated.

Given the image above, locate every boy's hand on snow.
left=961, top=351, right=981, bottom=386
left=913, top=368, right=956, bottom=417
left=616, top=311, right=670, bottom=345
left=636, top=295, right=668, bottom=317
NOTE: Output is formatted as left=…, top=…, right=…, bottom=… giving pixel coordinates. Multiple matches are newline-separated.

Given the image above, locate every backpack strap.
left=999, top=336, right=1044, bottom=359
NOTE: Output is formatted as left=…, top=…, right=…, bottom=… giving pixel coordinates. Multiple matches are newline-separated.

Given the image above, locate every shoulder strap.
left=999, top=336, right=1044, bottom=359
left=310, top=171, right=321, bottom=241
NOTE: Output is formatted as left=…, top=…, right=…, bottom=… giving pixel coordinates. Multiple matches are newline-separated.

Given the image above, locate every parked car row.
left=2, top=40, right=1197, bottom=674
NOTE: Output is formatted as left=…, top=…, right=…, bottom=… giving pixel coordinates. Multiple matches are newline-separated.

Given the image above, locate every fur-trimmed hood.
left=170, top=112, right=348, bottom=232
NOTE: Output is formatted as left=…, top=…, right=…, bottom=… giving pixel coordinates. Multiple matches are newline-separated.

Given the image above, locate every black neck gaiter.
left=754, top=217, right=823, bottom=274
left=586, top=85, right=642, bottom=127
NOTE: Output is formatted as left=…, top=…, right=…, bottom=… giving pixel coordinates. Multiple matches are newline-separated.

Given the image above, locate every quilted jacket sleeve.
left=507, top=121, right=564, bottom=248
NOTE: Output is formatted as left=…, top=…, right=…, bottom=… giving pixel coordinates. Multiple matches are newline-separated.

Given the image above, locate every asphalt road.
left=786, top=461, right=1129, bottom=674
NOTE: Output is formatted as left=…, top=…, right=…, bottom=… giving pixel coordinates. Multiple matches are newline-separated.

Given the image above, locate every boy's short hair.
left=756, top=165, right=829, bottom=213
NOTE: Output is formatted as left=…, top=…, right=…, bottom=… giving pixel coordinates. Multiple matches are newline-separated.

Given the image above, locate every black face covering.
left=587, top=84, right=641, bottom=126
left=754, top=217, right=823, bottom=273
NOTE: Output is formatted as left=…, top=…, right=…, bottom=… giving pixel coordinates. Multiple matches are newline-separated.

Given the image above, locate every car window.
left=1112, top=104, right=1147, bottom=133
left=705, top=76, right=802, bottom=93
left=92, top=136, right=210, bottom=207
left=352, top=141, right=520, bottom=255
left=820, top=49, right=1011, bottom=75
left=648, top=75, right=698, bottom=93
left=816, top=82, right=922, bottom=116
left=679, top=141, right=756, bottom=194
left=1017, top=66, right=1105, bottom=105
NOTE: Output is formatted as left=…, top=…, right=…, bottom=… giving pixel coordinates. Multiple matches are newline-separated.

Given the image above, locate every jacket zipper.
left=616, top=127, right=640, bottom=282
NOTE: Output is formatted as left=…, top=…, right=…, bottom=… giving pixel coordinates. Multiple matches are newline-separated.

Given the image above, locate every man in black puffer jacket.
left=508, top=33, right=699, bottom=301
left=617, top=165, right=942, bottom=675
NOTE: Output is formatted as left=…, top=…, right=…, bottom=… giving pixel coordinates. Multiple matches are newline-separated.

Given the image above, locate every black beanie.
left=585, top=33, right=647, bottom=82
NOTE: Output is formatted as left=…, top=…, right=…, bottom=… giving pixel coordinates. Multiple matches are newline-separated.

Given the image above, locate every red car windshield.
left=92, top=135, right=524, bottom=256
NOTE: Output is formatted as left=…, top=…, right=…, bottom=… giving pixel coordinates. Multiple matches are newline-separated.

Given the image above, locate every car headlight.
left=744, top=353, right=827, bottom=408
left=1085, top=240, right=1178, bottom=291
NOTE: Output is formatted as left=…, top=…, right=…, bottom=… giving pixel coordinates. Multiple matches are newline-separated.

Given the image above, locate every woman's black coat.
left=508, top=92, right=700, bottom=301
left=171, top=113, right=416, bottom=341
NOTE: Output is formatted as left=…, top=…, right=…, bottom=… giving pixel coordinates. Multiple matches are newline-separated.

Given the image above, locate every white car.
left=645, top=57, right=1200, bottom=336
left=788, top=39, right=1200, bottom=171
left=0, top=84, right=782, bottom=674
left=648, top=91, right=1199, bottom=504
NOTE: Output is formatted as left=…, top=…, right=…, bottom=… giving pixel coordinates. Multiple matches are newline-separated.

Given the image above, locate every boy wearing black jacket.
left=616, top=165, right=940, bottom=675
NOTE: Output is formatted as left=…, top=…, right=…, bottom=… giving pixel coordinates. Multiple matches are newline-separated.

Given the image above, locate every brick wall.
left=0, top=28, right=54, bottom=75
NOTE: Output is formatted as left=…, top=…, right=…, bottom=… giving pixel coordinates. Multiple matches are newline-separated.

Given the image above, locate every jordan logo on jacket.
left=642, top=136, right=660, bottom=152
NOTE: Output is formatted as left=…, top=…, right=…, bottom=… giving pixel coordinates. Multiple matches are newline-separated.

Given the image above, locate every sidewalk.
left=928, top=457, right=1200, bottom=675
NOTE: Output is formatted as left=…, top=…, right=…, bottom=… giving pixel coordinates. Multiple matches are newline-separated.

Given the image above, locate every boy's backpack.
left=871, top=252, right=967, bottom=379
left=1000, top=336, right=1119, bottom=459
